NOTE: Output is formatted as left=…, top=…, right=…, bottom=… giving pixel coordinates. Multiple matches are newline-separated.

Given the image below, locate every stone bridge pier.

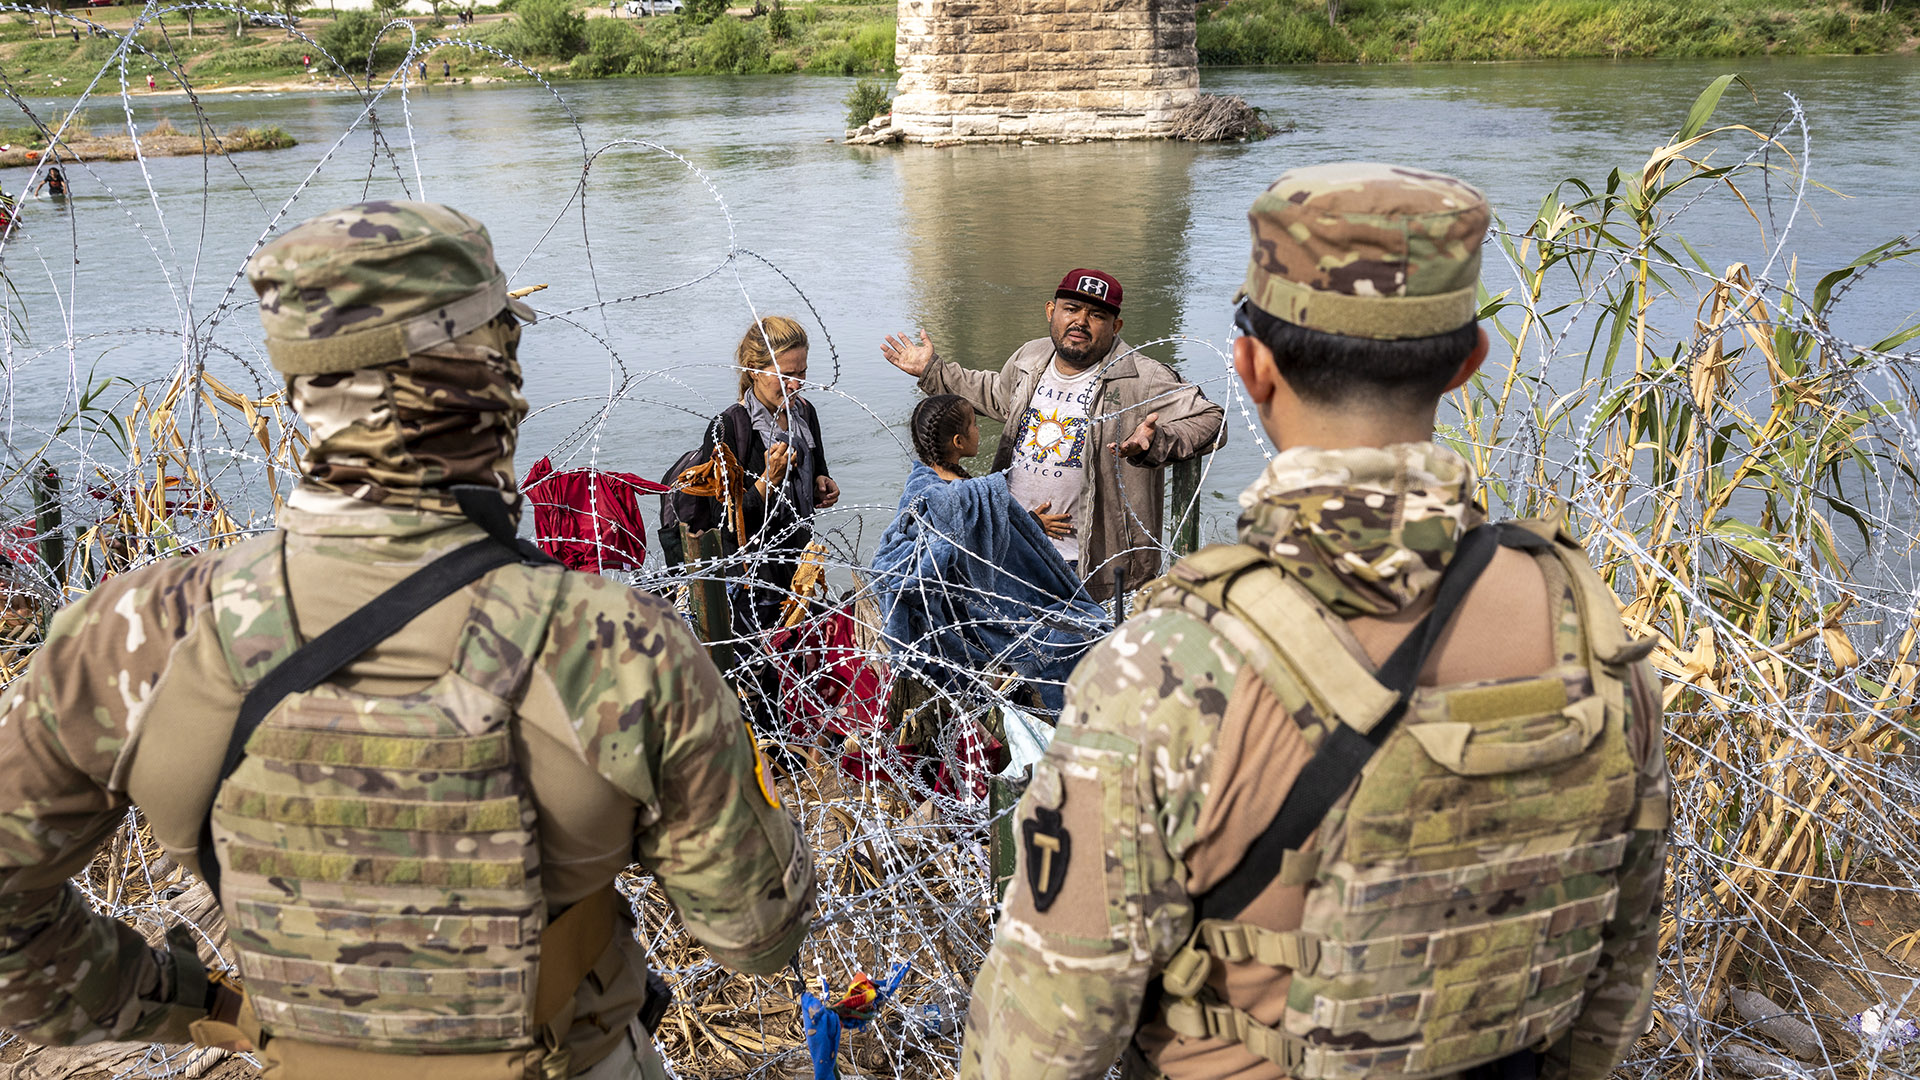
left=890, top=0, right=1199, bottom=141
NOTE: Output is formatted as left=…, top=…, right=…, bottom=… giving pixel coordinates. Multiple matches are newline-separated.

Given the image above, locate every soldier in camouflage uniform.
left=0, top=201, right=815, bottom=1080
left=962, top=164, right=1671, bottom=1080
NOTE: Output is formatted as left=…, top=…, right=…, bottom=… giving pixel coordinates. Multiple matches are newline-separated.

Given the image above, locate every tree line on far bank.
left=317, top=0, right=893, bottom=79
left=1200, top=0, right=1920, bottom=64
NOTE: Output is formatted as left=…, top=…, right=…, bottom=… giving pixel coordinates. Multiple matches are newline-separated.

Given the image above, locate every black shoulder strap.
left=196, top=486, right=554, bottom=898
left=1191, top=523, right=1537, bottom=924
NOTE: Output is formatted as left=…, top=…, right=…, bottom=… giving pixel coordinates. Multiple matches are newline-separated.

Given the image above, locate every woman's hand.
left=815, top=475, right=840, bottom=510
left=881, top=331, right=938, bottom=378
left=762, top=441, right=792, bottom=488
left=1031, top=501, right=1072, bottom=540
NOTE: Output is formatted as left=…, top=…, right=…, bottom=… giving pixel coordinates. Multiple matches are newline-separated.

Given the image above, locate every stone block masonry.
left=891, top=0, right=1198, bottom=141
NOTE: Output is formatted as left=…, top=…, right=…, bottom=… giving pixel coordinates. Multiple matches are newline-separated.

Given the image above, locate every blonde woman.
left=686, top=316, right=838, bottom=635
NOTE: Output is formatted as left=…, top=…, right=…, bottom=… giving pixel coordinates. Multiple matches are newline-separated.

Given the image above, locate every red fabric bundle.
left=522, top=457, right=668, bottom=573
left=771, top=606, right=903, bottom=784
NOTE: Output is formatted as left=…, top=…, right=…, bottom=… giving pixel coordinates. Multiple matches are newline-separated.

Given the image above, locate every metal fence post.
left=679, top=524, right=733, bottom=674
left=1169, top=455, right=1201, bottom=557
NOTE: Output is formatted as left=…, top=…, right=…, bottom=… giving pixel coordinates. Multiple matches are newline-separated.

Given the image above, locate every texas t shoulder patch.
left=1021, top=806, right=1072, bottom=912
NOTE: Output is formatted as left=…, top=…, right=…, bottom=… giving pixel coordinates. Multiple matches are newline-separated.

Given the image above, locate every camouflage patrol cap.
left=247, top=200, right=537, bottom=375
left=1240, top=162, right=1489, bottom=341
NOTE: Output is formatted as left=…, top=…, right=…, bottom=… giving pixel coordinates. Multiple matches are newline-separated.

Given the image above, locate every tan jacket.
left=919, top=338, right=1225, bottom=600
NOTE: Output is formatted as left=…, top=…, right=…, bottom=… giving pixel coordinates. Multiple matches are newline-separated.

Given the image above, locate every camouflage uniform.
left=962, top=165, right=1669, bottom=1080
left=0, top=202, right=814, bottom=1078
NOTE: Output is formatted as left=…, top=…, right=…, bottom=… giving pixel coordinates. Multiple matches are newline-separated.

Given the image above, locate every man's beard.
left=1051, top=328, right=1109, bottom=368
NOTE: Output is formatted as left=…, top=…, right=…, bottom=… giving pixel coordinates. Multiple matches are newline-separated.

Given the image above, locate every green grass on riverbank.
left=0, top=1, right=892, bottom=90
left=1199, top=0, right=1920, bottom=64
left=487, top=0, right=897, bottom=78
left=0, top=0, right=1909, bottom=93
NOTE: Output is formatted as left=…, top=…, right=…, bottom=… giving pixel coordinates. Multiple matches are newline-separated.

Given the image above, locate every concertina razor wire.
left=0, top=17, right=1907, bottom=1080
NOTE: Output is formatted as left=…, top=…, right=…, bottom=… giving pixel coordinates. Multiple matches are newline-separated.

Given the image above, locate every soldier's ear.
left=1441, top=324, right=1490, bottom=393
left=1234, top=334, right=1278, bottom=405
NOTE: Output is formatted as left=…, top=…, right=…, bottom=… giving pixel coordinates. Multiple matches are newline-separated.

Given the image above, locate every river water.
left=3, top=55, right=1916, bottom=556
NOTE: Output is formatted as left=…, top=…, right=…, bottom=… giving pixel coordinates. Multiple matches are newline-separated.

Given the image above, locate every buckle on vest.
left=1201, top=922, right=1252, bottom=964
left=1162, top=996, right=1207, bottom=1039
left=1202, top=1003, right=1242, bottom=1042
left=1161, top=944, right=1211, bottom=999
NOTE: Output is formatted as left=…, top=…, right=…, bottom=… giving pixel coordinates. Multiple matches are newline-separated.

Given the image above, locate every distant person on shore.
left=443, top=58, right=450, bottom=76
left=145, top=73, right=154, bottom=90
left=882, top=270, right=1225, bottom=602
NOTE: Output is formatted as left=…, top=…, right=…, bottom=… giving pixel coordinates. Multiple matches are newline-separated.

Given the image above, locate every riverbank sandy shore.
left=0, top=126, right=295, bottom=165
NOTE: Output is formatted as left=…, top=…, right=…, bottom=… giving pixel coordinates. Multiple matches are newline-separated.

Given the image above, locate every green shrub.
left=846, top=20, right=891, bottom=67
left=766, top=0, right=791, bottom=41
left=569, top=15, right=637, bottom=73
left=805, top=19, right=892, bottom=73
left=191, top=40, right=310, bottom=76
left=693, top=15, right=766, bottom=71
left=842, top=75, right=888, bottom=128
left=319, top=10, right=394, bottom=67
left=513, top=0, right=585, bottom=56
left=1196, top=0, right=1354, bottom=64
left=684, top=0, right=726, bottom=26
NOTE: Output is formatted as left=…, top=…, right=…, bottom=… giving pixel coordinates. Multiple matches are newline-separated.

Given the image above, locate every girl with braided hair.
left=910, top=393, right=979, bottom=481
left=870, top=395, right=1109, bottom=714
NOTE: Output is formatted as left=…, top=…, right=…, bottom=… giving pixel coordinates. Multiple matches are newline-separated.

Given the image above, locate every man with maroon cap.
left=882, top=269, right=1224, bottom=601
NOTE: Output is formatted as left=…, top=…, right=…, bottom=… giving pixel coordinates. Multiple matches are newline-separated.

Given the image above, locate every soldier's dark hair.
left=1236, top=302, right=1479, bottom=410
left=911, top=394, right=974, bottom=477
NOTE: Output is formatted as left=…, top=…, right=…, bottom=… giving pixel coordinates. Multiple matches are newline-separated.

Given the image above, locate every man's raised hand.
left=1109, top=411, right=1160, bottom=460
left=881, top=330, right=938, bottom=378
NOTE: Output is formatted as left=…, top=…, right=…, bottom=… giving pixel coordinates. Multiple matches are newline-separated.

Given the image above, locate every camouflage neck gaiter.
left=290, top=317, right=527, bottom=517
left=1235, top=442, right=1482, bottom=617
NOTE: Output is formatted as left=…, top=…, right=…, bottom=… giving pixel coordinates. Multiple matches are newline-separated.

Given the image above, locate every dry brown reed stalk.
left=9, top=68, right=1916, bottom=1080
left=1463, top=76, right=1920, bottom=1076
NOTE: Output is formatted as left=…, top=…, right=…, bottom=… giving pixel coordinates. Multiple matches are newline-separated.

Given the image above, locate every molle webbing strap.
left=1192, top=523, right=1517, bottom=925
left=197, top=491, right=555, bottom=900
left=531, top=885, right=620, bottom=1028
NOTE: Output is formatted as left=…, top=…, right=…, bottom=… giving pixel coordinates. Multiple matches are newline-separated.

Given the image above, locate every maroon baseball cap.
left=1055, top=268, right=1122, bottom=314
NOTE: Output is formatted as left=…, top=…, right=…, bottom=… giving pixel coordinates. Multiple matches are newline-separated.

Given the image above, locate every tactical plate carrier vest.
left=1142, top=521, right=1659, bottom=1080
left=205, top=535, right=565, bottom=1055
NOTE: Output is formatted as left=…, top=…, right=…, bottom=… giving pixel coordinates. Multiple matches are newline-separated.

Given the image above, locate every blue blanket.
left=870, top=463, right=1110, bottom=712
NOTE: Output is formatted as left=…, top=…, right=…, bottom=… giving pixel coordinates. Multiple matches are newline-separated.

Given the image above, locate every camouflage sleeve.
left=1549, top=659, right=1670, bottom=1080
left=0, top=562, right=217, bottom=1045
left=538, top=576, right=814, bottom=975
left=962, top=610, right=1231, bottom=1079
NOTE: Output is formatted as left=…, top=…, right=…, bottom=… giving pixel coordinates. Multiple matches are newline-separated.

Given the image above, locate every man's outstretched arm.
left=884, top=330, right=1017, bottom=422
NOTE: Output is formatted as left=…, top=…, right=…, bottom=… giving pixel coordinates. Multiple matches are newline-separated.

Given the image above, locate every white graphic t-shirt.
left=1007, top=360, right=1099, bottom=562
